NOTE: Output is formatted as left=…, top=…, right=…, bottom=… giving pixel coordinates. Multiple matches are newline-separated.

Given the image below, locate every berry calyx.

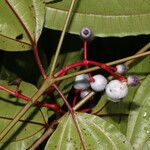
left=90, top=75, right=107, bottom=92
left=80, top=27, right=93, bottom=41
left=116, top=64, right=127, bottom=74
left=105, top=80, right=128, bottom=102
left=74, top=74, right=90, bottom=90
left=127, top=75, right=139, bottom=86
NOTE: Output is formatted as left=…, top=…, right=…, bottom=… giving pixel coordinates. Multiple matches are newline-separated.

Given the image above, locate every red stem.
left=54, top=60, right=126, bottom=81
left=72, top=95, right=78, bottom=107
left=83, top=41, right=94, bottom=82
left=83, top=41, right=87, bottom=60
left=86, top=60, right=127, bottom=81
left=53, top=84, right=86, bottom=149
left=54, top=61, right=85, bottom=77
left=80, top=108, right=92, bottom=113
left=0, top=85, right=64, bottom=113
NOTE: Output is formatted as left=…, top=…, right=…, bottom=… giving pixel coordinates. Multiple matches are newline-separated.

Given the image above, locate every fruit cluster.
left=74, top=73, right=139, bottom=102
left=73, top=27, right=139, bottom=102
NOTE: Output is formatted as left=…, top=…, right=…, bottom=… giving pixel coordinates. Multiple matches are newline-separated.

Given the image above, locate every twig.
left=125, top=42, right=150, bottom=66
left=29, top=120, right=58, bottom=150
left=53, top=84, right=86, bottom=150
left=54, top=50, right=150, bottom=82
left=50, top=0, right=78, bottom=75
left=0, top=77, right=54, bottom=141
left=73, top=91, right=95, bottom=111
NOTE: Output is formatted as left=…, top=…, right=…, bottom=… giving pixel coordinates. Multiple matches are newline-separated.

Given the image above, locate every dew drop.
left=143, top=112, right=147, bottom=117
left=97, top=140, right=101, bottom=144
left=146, top=130, right=149, bottom=134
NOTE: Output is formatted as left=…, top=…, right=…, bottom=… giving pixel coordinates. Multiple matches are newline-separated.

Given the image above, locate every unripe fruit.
left=116, top=64, right=127, bottom=74
left=80, top=27, right=93, bottom=41
left=90, top=75, right=107, bottom=92
left=127, top=75, right=139, bottom=86
left=80, top=90, right=90, bottom=98
left=74, top=74, right=90, bottom=90
left=106, top=80, right=128, bottom=102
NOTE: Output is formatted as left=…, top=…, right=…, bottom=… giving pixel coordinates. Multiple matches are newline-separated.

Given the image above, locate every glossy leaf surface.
left=0, top=80, right=48, bottom=149
left=0, top=0, right=45, bottom=51
left=92, top=55, right=150, bottom=134
left=45, top=113, right=133, bottom=150
left=126, top=75, right=150, bottom=149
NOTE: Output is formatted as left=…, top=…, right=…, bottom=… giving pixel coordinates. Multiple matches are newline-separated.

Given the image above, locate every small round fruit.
left=116, top=64, right=127, bottom=74
left=90, top=75, right=107, bottom=92
left=80, top=27, right=93, bottom=41
left=80, top=90, right=90, bottom=98
left=74, top=74, right=90, bottom=90
left=106, top=80, right=128, bottom=102
left=127, top=75, right=139, bottom=86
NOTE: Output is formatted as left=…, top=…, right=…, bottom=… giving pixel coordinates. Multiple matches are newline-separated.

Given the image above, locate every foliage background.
left=0, top=0, right=149, bottom=149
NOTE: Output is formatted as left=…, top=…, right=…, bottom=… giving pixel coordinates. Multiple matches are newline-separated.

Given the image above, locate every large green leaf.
left=45, top=0, right=150, bottom=37
left=126, top=75, right=150, bottom=150
left=0, top=0, right=45, bottom=51
left=45, top=113, right=133, bottom=150
left=0, top=80, right=48, bottom=149
left=92, top=55, right=150, bottom=134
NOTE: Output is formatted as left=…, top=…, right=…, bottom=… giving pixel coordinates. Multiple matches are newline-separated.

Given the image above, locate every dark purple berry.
left=80, top=27, right=93, bottom=41
left=127, top=75, right=139, bottom=86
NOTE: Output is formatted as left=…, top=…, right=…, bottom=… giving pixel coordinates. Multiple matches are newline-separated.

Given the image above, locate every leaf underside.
left=45, top=113, right=132, bottom=150
left=126, top=75, right=150, bottom=150
left=0, top=0, right=45, bottom=51
left=45, top=0, right=150, bottom=37
left=92, top=55, right=150, bottom=134
left=0, top=80, right=48, bottom=150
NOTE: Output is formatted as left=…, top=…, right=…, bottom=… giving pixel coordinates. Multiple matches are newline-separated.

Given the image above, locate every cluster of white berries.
left=74, top=64, right=139, bottom=102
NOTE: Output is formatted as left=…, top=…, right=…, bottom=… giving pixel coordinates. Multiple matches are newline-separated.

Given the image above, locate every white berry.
left=90, top=75, right=107, bottom=92
left=127, top=75, right=139, bottom=86
left=106, top=80, right=128, bottom=102
left=80, top=90, right=90, bottom=98
left=74, top=74, right=90, bottom=90
left=116, top=64, right=127, bottom=74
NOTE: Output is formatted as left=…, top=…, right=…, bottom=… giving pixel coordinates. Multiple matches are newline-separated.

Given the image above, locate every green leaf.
left=45, top=0, right=150, bottom=37
left=0, top=80, right=48, bottom=149
left=92, top=55, right=150, bottom=134
left=45, top=113, right=133, bottom=150
left=126, top=75, right=150, bottom=150
left=0, top=0, right=45, bottom=51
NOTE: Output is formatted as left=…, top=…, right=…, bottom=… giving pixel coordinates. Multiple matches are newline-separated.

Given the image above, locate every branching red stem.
left=54, top=59, right=126, bottom=81
left=54, top=61, right=85, bottom=77
left=0, top=85, right=64, bottom=113
left=86, top=60, right=127, bottom=81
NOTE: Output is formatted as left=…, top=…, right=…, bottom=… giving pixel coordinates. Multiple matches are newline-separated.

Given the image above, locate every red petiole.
left=0, top=85, right=64, bottom=114
left=55, top=60, right=126, bottom=81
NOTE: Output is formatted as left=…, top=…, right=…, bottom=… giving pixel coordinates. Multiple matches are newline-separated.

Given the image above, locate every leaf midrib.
left=0, top=33, right=31, bottom=46
left=78, top=116, right=119, bottom=150
left=46, top=6, right=150, bottom=17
